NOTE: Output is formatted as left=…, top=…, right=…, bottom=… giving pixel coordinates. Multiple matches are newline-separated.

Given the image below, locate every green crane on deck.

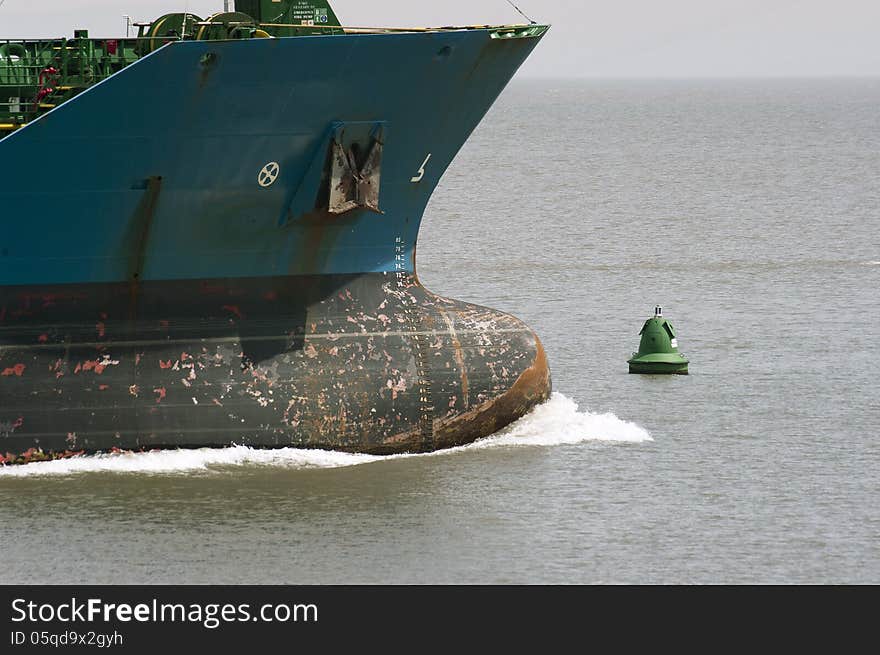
left=0, top=1, right=343, bottom=135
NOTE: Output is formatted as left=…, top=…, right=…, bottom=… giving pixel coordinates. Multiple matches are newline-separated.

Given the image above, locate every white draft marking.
left=258, top=162, right=280, bottom=188
left=410, top=154, right=432, bottom=183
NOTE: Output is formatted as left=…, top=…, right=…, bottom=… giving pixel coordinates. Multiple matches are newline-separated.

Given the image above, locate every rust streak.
left=438, top=308, right=468, bottom=409
left=1, top=363, right=26, bottom=377
left=222, top=305, right=244, bottom=319
left=432, top=335, right=551, bottom=451
left=127, top=175, right=163, bottom=321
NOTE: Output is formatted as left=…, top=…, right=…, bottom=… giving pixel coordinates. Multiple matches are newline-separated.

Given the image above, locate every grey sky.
left=1, top=1, right=878, bottom=77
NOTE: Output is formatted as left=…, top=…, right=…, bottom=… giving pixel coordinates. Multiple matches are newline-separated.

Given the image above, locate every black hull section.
left=0, top=273, right=550, bottom=463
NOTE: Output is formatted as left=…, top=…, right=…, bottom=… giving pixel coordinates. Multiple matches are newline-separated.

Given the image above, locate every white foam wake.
left=0, top=393, right=650, bottom=477
left=0, top=444, right=381, bottom=478
left=465, top=392, right=652, bottom=449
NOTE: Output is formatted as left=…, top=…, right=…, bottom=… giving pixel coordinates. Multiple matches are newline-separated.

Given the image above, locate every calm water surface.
left=1, top=79, right=878, bottom=583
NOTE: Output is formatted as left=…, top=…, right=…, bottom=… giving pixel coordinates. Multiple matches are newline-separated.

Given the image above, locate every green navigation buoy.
left=628, top=306, right=689, bottom=375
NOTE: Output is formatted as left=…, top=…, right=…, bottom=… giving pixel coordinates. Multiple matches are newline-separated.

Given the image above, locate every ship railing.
left=254, top=21, right=543, bottom=36
left=1, top=37, right=139, bottom=84
left=1, top=23, right=544, bottom=62
left=1, top=37, right=147, bottom=122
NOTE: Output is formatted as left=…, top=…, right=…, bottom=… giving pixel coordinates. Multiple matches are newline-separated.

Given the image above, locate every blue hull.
left=0, top=28, right=551, bottom=462
left=0, top=29, right=543, bottom=284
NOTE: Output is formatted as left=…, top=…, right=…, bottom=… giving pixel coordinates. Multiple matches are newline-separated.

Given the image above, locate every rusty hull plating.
left=0, top=272, right=550, bottom=463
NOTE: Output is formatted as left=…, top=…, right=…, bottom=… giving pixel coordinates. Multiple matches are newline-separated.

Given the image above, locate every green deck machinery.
left=0, top=1, right=342, bottom=135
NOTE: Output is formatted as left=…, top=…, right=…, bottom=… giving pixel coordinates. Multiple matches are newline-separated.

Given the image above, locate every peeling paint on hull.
left=0, top=273, right=550, bottom=463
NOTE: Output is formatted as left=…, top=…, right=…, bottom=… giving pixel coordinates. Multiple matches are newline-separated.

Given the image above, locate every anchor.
left=328, top=124, right=384, bottom=215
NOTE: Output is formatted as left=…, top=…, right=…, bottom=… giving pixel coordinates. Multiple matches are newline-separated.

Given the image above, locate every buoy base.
left=628, top=362, right=689, bottom=375
left=627, top=354, right=689, bottom=375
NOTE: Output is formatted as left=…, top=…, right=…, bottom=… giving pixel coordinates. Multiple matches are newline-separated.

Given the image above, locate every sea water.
left=1, top=79, right=877, bottom=583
